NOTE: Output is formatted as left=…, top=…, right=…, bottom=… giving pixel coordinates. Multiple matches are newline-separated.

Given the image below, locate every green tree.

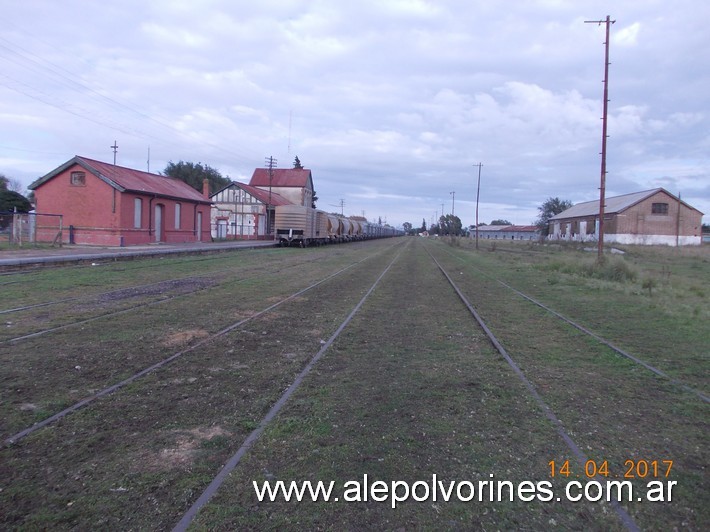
left=439, top=214, right=463, bottom=235
left=163, top=161, right=231, bottom=196
left=421, top=218, right=427, bottom=232
left=293, top=156, right=303, bottom=169
left=312, top=189, right=318, bottom=209
left=536, top=197, right=573, bottom=236
left=402, top=221, right=413, bottom=234
left=0, top=174, right=24, bottom=193
left=490, top=219, right=511, bottom=225
left=0, top=189, right=32, bottom=219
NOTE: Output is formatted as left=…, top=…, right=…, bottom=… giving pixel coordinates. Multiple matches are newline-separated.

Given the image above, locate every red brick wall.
left=34, top=163, right=211, bottom=246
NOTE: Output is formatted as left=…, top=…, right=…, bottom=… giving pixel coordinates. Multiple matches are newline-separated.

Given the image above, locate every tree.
left=439, top=214, right=463, bottom=235
left=293, top=156, right=303, bottom=169
left=312, top=189, right=318, bottom=209
left=0, top=174, right=24, bottom=193
left=490, top=219, right=511, bottom=225
left=536, top=197, right=573, bottom=236
left=402, top=221, right=413, bottom=234
left=0, top=189, right=32, bottom=215
left=421, top=218, right=427, bottom=232
left=163, top=161, right=231, bottom=196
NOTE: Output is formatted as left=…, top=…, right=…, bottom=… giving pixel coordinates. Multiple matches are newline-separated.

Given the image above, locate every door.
left=155, top=204, right=164, bottom=242
left=197, top=212, right=203, bottom=242
left=217, top=219, right=227, bottom=239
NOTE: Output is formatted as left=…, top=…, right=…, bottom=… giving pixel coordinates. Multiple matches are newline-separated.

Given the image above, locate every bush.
left=541, top=255, right=637, bottom=283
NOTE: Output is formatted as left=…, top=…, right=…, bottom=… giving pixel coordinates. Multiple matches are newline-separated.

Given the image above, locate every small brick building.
left=548, top=188, right=704, bottom=246
left=29, top=156, right=212, bottom=246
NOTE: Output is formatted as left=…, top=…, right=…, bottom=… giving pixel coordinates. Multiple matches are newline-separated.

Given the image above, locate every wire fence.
left=0, top=212, right=64, bottom=246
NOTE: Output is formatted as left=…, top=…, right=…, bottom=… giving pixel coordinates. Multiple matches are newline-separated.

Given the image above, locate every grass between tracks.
left=0, top=238, right=707, bottom=530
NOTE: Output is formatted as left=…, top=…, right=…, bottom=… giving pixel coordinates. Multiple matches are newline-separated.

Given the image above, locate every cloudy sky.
left=1, top=0, right=708, bottom=228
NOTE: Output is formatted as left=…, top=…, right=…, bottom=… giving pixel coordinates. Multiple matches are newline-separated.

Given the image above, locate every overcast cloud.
left=1, top=0, right=708, bottom=228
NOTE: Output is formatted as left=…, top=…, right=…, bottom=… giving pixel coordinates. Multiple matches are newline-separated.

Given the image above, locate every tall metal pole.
left=586, top=15, right=615, bottom=262
left=450, top=191, right=455, bottom=216
left=474, top=162, right=482, bottom=250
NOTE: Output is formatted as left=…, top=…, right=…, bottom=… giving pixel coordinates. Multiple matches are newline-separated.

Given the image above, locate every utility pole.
left=450, top=191, right=455, bottom=216
left=585, top=15, right=615, bottom=263
left=110, top=140, right=118, bottom=165
left=265, top=156, right=277, bottom=236
left=474, top=162, right=482, bottom=250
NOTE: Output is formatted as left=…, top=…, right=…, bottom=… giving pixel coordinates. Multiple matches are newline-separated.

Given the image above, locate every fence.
left=0, top=212, right=64, bottom=246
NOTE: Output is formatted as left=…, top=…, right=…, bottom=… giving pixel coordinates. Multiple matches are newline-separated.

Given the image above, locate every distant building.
left=248, top=168, right=315, bottom=208
left=210, top=182, right=291, bottom=240
left=209, top=167, right=314, bottom=240
left=548, top=188, right=703, bottom=246
left=29, top=156, right=211, bottom=246
left=474, top=225, right=540, bottom=240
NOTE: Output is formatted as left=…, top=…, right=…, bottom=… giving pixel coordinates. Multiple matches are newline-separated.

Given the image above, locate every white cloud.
left=1, top=0, right=708, bottom=225
left=614, top=22, right=641, bottom=46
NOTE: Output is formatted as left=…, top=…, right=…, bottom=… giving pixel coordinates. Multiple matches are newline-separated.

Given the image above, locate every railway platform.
left=0, top=239, right=276, bottom=270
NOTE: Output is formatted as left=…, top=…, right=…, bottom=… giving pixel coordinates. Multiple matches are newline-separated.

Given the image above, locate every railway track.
left=1, top=241, right=402, bottom=443
left=431, top=244, right=709, bottom=404
left=1, top=239, right=705, bottom=530
left=0, top=246, right=358, bottom=341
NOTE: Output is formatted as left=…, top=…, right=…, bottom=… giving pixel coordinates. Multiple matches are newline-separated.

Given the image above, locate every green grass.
left=0, top=238, right=707, bottom=530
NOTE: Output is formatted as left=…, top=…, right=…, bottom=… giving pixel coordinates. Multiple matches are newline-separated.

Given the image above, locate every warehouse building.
left=548, top=188, right=703, bottom=246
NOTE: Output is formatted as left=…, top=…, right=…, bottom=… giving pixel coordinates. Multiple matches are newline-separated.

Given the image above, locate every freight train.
left=274, top=204, right=402, bottom=246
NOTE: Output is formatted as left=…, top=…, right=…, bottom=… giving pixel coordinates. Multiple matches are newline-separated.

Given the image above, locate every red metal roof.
left=31, top=156, right=211, bottom=204
left=249, top=168, right=312, bottom=188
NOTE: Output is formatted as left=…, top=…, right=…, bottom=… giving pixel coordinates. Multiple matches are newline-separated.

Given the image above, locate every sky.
left=1, top=0, right=708, bottom=229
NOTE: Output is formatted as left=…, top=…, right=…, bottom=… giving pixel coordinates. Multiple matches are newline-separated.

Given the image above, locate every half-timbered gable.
left=210, top=182, right=291, bottom=239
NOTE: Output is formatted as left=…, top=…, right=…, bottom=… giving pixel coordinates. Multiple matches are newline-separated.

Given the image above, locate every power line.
left=0, top=30, right=259, bottom=167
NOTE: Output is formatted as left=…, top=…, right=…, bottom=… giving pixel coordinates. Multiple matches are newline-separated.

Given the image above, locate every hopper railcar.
left=274, top=204, right=403, bottom=246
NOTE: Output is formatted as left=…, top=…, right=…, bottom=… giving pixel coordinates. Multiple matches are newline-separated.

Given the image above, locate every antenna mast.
left=110, top=140, right=118, bottom=165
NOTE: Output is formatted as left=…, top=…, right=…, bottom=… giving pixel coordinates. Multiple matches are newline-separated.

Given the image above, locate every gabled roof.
left=211, top=181, right=293, bottom=206
left=249, top=168, right=313, bottom=189
left=549, top=188, right=703, bottom=220
left=29, top=156, right=211, bottom=204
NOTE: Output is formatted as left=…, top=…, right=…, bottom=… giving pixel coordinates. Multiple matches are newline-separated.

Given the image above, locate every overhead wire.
left=0, top=25, right=261, bottom=169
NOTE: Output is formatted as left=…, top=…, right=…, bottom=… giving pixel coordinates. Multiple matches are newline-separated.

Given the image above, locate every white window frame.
left=134, top=198, right=142, bottom=228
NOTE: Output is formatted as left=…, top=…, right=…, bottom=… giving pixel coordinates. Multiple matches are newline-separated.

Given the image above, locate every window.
left=652, top=202, right=669, bottom=215
left=134, top=198, right=142, bottom=228
left=70, top=171, right=86, bottom=186
left=175, top=203, right=181, bottom=229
